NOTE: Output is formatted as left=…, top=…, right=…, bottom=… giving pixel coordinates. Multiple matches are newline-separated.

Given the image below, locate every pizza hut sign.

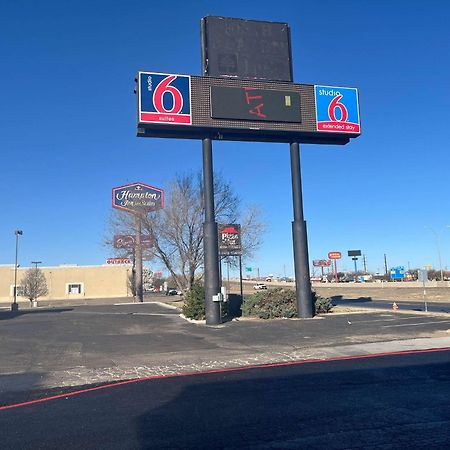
left=218, top=224, right=242, bottom=256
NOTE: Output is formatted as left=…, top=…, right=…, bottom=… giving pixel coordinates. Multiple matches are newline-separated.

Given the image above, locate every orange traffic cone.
left=392, top=302, right=399, bottom=311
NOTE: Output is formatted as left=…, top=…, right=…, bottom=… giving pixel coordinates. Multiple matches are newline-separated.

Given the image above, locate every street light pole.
left=12, top=230, right=23, bottom=312
left=425, top=225, right=450, bottom=282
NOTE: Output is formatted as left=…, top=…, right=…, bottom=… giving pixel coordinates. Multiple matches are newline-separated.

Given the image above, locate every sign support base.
left=202, top=138, right=221, bottom=325
left=290, top=142, right=313, bottom=318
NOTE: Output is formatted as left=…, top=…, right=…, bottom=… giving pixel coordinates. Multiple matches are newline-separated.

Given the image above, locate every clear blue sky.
left=1, top=0, right=449, bottom=277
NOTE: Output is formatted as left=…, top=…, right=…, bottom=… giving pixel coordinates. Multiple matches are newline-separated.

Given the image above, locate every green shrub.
left=312, top=290, right=334, bottom=313
left=242, top=288, right=333, bottom=319
left=182, top=282, right=205, bottom=320
left=242, top=288, right=296, bottom=319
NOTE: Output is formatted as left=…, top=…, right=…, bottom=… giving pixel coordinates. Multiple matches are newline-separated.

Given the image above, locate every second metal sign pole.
left=290, top=142, right=314, bottom=318
left=135, top=215, right=143, bottom=302
left=202, top=138, right=221, bottom=325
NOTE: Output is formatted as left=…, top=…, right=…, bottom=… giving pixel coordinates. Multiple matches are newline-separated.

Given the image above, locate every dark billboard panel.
left=201, top=16, right=293, bottom=82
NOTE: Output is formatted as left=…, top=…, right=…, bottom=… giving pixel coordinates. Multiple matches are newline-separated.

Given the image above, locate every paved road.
left=1, top=348, right=450, bottom=449
left=332, top=297, right=450, bottom=313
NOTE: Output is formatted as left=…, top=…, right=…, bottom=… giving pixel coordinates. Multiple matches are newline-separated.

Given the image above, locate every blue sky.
left=1, top=0, right=449, bottom=277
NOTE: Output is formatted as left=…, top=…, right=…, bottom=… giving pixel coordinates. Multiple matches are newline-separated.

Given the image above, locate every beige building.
left=0, top=264, right=132, bottom=304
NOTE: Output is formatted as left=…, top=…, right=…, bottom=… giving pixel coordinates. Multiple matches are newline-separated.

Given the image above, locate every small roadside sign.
left=418, top=269, right=428, bottom=283
left=328, top=252, right=341, bottom=260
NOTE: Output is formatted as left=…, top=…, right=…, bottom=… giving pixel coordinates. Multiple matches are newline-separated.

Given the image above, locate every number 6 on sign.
left=328, top=95, right=348, bottom=122
left=153, top=75, right=184, bottom=114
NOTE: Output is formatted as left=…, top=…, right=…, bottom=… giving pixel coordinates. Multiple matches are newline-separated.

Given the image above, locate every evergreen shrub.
left=182, top=282, right=205, bottom=320
left=242, top=287, right=333, bottom=319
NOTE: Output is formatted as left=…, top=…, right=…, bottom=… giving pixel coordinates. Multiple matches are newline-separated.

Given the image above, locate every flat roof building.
left=0, top=264, right=132, bottom=305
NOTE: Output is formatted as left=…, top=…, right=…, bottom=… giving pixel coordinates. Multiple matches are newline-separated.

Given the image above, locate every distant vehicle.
left=253, top=283, right=267, bottom=290
left=279, top=277, right=292, bottom=282
left=167, top=289, right=178, bottom=296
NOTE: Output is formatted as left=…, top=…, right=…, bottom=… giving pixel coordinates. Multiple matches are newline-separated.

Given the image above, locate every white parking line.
left=382, top=320, right=450, bottom=328
left=349, top=316, right=431, bottom=324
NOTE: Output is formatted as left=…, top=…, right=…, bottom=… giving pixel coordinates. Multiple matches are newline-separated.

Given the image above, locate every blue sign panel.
left=315, top=85, right=360, bottom=134
left=390, top=266, right=405, bottom=280
left=138, top=72, right=192, bottom=125
left=112, top=182, right=164, bottom=213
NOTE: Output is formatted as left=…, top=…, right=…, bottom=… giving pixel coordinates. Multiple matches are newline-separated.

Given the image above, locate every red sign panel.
left=106, top=258, right=132, bottom=265
left=328, top=252, right=342, bottom=260
left=313, top=260, right=331, bottom=267
left=114, top=235, right=154, bottom=249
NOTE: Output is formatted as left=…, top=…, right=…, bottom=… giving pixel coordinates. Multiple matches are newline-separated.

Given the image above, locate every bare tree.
left=21, top=268, right=48, bottom=304
left=108, top=172, right=266, bottom=291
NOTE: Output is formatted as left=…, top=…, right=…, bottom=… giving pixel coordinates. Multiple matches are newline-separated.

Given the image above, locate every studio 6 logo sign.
left=138, top=72, right=192, bottom=125
left=315, top=85, right=360, bottom=134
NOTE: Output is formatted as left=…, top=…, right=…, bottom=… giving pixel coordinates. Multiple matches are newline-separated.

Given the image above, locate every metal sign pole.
left=334, top=260, right=339, bottom=283
left=135, top=215, right=143, bottom=302
left=239, top=256, right=243, bottom=301
left=202, top=138, right=221, bottom=325
left=353, top=257, right=358, bottom=275
left=290, top=142, right=313, bottom=318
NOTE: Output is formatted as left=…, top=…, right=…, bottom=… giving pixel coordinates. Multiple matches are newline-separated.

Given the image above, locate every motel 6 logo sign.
left=138, top=72, right=192, bottom=125
left=315, top=85, right=360, bottom=134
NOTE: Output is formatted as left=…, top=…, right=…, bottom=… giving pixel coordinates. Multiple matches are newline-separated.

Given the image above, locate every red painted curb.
left=1, top=346, right=449, bottom=411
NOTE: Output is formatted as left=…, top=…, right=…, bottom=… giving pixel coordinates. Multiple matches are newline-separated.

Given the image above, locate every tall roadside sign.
left=112, top=182, right=164, bottom=302
left=328, top=252, right=342, bottom=283
left=136, top=17, right=361, bottom=324
left=218, top=224, right=244, bottom=299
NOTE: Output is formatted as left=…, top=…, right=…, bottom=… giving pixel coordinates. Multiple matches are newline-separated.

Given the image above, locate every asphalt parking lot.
left=2, top=348, right=450, bottom=449
left=1, top=299, right=450, bottom=400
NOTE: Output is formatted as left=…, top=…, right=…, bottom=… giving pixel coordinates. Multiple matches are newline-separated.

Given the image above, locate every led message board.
left=210, top=86, right=301, bottom=122
left=136, top=72, right=361, bottom=144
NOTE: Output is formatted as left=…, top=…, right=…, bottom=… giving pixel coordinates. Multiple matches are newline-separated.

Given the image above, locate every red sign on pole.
left=328, top=252, right=342, bottom=260
left=313, top=259, right=331, bottom=267
left=106, top=258, right=132, bottom=265
left=114, top=235, right=154, bottom=249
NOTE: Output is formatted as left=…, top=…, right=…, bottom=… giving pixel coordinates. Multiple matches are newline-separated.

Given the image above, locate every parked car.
left=253, top=283, right=267, bottom=290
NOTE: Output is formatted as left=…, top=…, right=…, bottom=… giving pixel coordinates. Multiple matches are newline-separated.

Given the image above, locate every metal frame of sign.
left=136, top=72, right=361, bottom=145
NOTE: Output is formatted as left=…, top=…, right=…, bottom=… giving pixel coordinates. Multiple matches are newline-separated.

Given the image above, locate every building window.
left=67, top=283, right=83, bottom=295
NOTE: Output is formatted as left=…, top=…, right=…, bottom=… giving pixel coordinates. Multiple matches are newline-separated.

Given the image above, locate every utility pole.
left=384, top=254, right=388, bottom=277
left=363, top=255, right=367, bottom=273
